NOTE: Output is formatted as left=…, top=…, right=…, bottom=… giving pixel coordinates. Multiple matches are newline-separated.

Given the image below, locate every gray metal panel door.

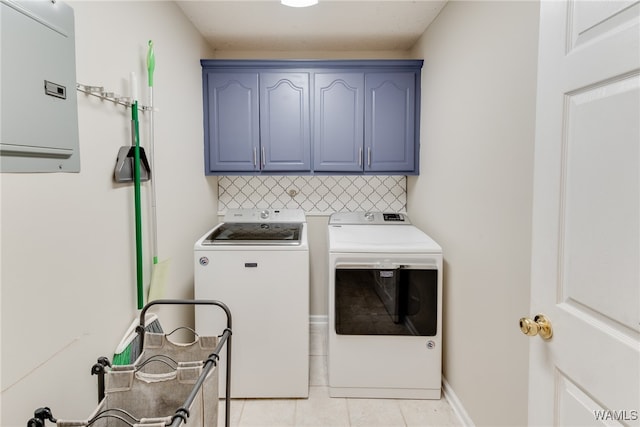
left=1, top=0, right=80, bottom=172
left=260, top=72, right=311, bottom=172
left=364, top=72, right=415, bottom=172
left=314, top=73, right=364, bottom=172
left=206, top=72, right=259, bottom=172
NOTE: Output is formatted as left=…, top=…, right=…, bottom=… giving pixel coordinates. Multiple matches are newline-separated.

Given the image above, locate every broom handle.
left=133, top=101, right=144, bottom=309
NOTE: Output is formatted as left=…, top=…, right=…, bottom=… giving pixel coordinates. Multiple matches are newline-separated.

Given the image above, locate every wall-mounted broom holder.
left=76, top=83, right=155, bottom=111
left=76, top=83, right=153, bottom=182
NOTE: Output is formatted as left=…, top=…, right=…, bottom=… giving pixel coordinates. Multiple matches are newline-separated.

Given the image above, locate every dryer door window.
left=335, top=267, right=437, bottom=336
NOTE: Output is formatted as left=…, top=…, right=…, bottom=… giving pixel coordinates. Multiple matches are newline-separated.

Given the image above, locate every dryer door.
left=334, top=264, right=438, bottom=336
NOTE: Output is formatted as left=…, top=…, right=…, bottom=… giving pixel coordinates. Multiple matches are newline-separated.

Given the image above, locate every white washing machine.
left=328, top=211, right=443, bottom=399
left=195, top=209, right=309, bottom=398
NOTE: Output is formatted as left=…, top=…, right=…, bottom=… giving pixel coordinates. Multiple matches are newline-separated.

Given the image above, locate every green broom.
left=112, top=72, right=161, bottom=366
left=112, top=313, right=162, bottom=365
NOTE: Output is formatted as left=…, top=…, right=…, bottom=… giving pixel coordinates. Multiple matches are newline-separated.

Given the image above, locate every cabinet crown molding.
left=201, top=59, right=424, bottom=71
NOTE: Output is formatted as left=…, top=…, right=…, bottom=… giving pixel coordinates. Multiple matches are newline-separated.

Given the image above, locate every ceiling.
left=175, top=0, right=447, bottom=52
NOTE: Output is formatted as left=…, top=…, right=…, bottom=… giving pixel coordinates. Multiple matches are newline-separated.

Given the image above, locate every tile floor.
left=218, top=324, right=462, bottom=427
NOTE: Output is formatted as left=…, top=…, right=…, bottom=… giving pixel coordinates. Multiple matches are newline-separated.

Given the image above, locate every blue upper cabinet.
left=260, top=73, right=311, bottom=172
left=364, top=72, right=415, bottom=172
left=201, top=60, right=422, bottom=175
left=313, top=73, right=364, bottom=172
left=204, top=72, right=259, bottom=172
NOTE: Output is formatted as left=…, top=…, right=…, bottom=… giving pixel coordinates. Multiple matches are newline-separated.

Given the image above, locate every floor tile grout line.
left=398, top=399, right=409, bottom=427
left=227, top=326, right=459, bottom=427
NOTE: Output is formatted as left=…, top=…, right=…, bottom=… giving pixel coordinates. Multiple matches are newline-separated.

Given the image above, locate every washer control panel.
left=223, top=208, right=306, bottom=223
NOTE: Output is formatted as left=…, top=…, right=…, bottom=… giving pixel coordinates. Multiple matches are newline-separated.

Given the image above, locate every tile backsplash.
left=218, top=176, right=406, bottom=214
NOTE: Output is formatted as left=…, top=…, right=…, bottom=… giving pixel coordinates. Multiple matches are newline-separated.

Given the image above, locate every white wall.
left=0, top=2, right=215, bottom=424
left=408, top=1, right=539, bottom=425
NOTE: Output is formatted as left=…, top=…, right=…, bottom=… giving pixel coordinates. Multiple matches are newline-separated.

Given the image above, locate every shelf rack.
left=76, top=83, right=154, bottom=111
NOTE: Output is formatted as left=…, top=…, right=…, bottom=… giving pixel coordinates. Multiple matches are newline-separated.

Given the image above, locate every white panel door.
left=529, top=1, right=640, bottom=425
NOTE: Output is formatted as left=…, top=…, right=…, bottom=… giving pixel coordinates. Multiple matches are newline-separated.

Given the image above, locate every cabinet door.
left=204, top=72, right=259, bottom=172
left=260, top=73, right=311, bottom=172
left=314, top=73, right=364, bottom=172
left=364, top=72, right=416, bottom=172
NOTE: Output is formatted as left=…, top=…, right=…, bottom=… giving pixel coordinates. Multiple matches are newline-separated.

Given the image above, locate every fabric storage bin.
left=56, top=361, right=217, bottom=427
left=27, top=300, right=232, bottom=427
left=55, top=332, right=219, bottom=427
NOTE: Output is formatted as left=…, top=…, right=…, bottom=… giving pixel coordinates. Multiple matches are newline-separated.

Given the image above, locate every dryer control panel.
left=329, top=211, right=411, bottom=225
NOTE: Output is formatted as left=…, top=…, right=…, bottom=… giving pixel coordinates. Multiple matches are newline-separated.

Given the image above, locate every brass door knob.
left=519, top=314, right=553, bottom=340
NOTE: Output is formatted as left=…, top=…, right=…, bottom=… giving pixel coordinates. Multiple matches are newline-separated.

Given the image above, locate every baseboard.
left=309, top=315, right=328, bottom=325
left=443, top=377, right=475, bottom=427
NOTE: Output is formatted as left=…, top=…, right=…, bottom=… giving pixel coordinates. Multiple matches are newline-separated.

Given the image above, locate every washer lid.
left=328, top=224, right=442, bottom=253
left=203, top=222, right=303, bottom=245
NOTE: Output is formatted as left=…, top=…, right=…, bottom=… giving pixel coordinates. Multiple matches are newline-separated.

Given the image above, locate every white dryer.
left=328, top=211, right=443, bottom=399
left=195, top=209, right=309, bottom=398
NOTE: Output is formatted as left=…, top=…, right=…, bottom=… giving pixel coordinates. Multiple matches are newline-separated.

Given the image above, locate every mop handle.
left=147, top=40, right=159, bottom=265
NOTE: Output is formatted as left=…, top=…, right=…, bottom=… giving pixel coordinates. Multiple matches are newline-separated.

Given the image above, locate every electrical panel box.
left=0, top=0, right=80, bottom=172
